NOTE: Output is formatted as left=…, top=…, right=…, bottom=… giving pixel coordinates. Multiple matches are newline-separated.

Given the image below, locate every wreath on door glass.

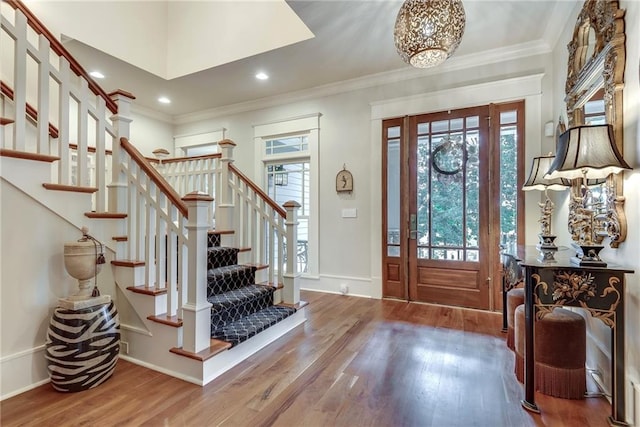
left=432, top=135, right=465, bottom=176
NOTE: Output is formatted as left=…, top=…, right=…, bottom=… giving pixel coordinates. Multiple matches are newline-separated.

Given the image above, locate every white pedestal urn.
left=45, top=230, right=120, bottom=392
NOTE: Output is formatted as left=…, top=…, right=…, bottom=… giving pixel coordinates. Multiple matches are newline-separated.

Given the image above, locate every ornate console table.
left=502, top=246, right=633, bottom=426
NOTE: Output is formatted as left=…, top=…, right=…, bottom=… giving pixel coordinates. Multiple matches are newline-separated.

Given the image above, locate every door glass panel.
left=386, top=126, right=401, bottom=257
left=416, top=116, right=480, bottom=261
left=416, top=134, right=430, bottom=254
left=464, top=129, right=480, bottom=258
left=499, top=111, right=519, bottom=247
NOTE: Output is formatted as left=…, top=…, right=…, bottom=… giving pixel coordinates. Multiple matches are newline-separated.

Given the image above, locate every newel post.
left=108, top=90, right=135, bottom=216
left=182, top=191, right=214, bottom=354
left=216, top=139, right=236, bottom=235
left=283, top=200, right=301, bottom=304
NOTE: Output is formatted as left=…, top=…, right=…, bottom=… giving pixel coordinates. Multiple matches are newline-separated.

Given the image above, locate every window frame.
left=254, top=114, right=320, bottom=277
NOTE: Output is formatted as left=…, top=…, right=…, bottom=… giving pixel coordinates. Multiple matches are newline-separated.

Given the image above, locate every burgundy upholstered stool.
left=514, top=304, right=586, bottom=399
left=506, top=287, right=525, bottom=350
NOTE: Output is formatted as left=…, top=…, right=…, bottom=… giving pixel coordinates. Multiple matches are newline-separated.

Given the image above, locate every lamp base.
left=537, top=248, right=557, bottom=263
left=536, top=234, right=557, bottom=250
left=571, top=244, right=607, bottom=267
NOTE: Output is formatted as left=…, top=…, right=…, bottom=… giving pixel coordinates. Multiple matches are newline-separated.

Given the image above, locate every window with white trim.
left=254, top=114, right=320, bottom=277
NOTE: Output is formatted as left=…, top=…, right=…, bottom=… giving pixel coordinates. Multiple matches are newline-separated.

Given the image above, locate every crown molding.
left=173, top=39, right=553, bottom=125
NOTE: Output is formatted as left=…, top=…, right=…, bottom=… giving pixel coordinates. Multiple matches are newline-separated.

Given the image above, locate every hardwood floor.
left=1, top=291, right=611, bottom=426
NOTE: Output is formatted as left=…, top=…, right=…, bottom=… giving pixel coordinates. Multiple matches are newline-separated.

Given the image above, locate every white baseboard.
left=300, top=274, right=375, bottom=298
left=0, top=345, right=49, bottom=401
left=118, top=354, right=203, bottom=386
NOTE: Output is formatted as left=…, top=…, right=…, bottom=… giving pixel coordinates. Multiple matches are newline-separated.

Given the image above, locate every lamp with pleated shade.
left=523, top=155, right=569, bottom=250
left=545, top=124, right=631, bottom=266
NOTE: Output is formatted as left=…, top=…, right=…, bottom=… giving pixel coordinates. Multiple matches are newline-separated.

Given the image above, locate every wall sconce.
left=544, top=121, right=555, bottom=137
left=522, top=154, right=568, bottom=251
left=274, top=164, right=288, bottom=186
left=546, top=124, right=631, bottom=266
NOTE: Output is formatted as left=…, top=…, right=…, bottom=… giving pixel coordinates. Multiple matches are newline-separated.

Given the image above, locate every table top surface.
left=501, top=245, right=634, bottom=273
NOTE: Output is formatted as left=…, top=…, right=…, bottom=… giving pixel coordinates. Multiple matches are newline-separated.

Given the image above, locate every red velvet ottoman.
left=514, top=304, right=586, bottom=399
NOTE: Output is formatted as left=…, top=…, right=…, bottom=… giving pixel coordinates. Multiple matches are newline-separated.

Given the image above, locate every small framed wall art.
left=336, top=164, right=353, bottom=193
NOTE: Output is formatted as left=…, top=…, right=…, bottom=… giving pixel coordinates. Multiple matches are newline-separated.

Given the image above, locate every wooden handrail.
left=162, top=153, right=222, bottom=164
left=1, top=81, right=58, bottom=138
left=147, top=153, right=222, bottom=164
left=229, top=163, right=286, bottom=218
left=120, top=138, right=188, bottom=217
left=5, top=0, right=118, bottom=114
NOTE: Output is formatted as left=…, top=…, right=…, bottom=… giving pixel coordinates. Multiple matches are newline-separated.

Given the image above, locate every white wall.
left=550, top=1, right=640, bottom=422
left=615, top=2, right=639, bottom=422
left=129, top=110, right=174, bottom=157
left=174, top=53, right=554, bottom=297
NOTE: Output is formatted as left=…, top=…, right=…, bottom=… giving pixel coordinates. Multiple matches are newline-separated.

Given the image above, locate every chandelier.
left=394, top=0, right=466, bottom=68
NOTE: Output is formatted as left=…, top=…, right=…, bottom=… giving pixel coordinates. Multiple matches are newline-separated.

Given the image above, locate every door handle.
left=409, top=214, right=417, bottom=240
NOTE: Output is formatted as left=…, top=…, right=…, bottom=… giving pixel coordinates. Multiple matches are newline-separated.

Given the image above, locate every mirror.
left=564, top=0, right=627, bottom=247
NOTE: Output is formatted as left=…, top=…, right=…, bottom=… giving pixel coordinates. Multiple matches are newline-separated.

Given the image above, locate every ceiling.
left=32, top=0, right=579, bottom=119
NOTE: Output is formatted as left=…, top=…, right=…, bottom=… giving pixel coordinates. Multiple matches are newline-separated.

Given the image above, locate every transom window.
left=265, top=135, right=308, bottom=156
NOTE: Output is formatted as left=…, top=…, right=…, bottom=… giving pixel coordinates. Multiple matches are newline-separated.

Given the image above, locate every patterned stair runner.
left=207, top=247, right=239, bottom=269
left=207, top=232, right=296, bottom=347
left=208, top=285, right=274, bottom=331
left=207, top=265, right=256, bottom=295
left=210, top=306, right=296, bottom=346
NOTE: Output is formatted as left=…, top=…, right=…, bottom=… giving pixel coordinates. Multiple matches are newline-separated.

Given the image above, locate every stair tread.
left=211, top=305, right=297, bottom=346
left=207, top=246, right=240, bottom=269
left=208, top=230, right=235, bottom=235
left=170, top=339, right=232, bottom=362
left=85, top=212, right=127, bottom=219
left=208, top=246, right=238, bottom=252
left=127, top=285, right=165, bottom=295
left=0, top=149, right=59, bottom=163
left=243, top=262, right=268, bottom=271
left=148, top=314, right=182, bottom=327
left=42, top=183, right=97, bottom=193
left=208, top=264, right=255, bottom=276
left=208, top=284, right=273, bottom=307
left=207, top=264, right=257, bottom=295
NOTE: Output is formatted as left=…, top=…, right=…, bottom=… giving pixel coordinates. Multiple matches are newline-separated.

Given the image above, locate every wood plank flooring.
left=1, top=290, right=612, bottom=426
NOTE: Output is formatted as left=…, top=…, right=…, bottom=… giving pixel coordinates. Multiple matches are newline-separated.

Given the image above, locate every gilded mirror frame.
left=565, top=0, right=627, bottom=247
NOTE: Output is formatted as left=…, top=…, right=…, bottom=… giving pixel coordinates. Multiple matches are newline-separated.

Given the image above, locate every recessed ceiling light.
left=255, top=72, right=269, bottom=80
left=158, top=97, right=171, bottom=104
left=89, top=71, right=105, bottom=79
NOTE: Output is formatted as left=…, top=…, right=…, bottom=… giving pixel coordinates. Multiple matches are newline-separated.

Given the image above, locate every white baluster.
left=36, top=34, right=50, bottom=155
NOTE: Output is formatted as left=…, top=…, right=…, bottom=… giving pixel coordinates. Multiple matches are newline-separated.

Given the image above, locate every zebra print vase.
left=45, top=301, right=120, bottom=392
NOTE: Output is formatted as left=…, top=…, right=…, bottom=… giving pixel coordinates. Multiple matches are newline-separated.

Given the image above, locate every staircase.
left=1, top=0, right=305, bottom=392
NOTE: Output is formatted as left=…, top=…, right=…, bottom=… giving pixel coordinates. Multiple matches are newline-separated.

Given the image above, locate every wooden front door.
left=383, top=103, right=524, bottom=310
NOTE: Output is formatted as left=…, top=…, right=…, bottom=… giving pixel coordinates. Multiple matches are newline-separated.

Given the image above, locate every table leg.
left=501, top=280, right=508, bottom=332
left=521, top=269, right=539, bottom=413
left=609, top=295, right=628, bottom=426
